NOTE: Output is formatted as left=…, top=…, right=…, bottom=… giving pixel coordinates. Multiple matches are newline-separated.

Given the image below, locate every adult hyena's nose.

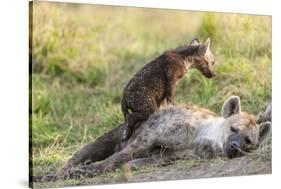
left=225, top=141, right=241, bottom=159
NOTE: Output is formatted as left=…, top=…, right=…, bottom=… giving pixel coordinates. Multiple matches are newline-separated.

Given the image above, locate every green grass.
left=30, top=1, right=272, bottom=184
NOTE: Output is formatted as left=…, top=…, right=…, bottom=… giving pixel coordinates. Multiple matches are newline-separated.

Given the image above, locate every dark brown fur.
left=122, top=38, right=216, bottom=140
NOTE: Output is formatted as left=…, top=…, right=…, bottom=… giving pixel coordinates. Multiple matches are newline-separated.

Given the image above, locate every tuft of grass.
left=198, top=13, right=217, bottom=39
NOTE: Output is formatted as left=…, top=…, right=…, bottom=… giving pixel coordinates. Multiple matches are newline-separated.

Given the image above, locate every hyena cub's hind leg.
left=121, top=96, right=158, bottom=141
left=124, top=112, right=149, bottom=140
left=123, top=100, right=158, bottom=141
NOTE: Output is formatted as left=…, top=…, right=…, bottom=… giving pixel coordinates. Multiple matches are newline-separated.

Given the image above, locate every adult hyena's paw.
left=195, top=145, right=214, bottom=159
left=32, top=174, right=57, bottom=183
left=194, top=140, right=221, bottom=159
left=64, top=166, right=95, bottom=179
left=41, top=174, right=57, bottom=182
left=64, top=163, right=106, bottom=180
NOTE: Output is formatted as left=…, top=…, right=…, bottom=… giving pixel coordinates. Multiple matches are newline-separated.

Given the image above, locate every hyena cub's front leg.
left=165, top=67, right=184, bottom=105
left=165, top=82, right=176, bottom=105
left=66, top=133, right=156, bottom=179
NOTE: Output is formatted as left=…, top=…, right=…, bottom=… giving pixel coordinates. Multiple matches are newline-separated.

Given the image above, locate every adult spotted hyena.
left=56, top=96, right=271, bottom=179
left=122, top=37, right=216, bottom=141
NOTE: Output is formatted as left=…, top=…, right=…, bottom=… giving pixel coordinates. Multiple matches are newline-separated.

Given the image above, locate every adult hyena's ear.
left=258, top=121, right=271, bottom=143
left=221, top=96, right=241, bottom=118
left=190, top=38, right=200, bottom=46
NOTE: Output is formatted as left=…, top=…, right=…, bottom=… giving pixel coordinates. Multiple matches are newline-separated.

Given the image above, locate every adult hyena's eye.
left=230, top=126, right=239, bottom=133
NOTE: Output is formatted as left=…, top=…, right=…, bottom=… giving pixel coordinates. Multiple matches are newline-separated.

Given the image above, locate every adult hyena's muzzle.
left=224, top=141, right=240, bottom=159
left=223, top=134, right=244, bottom=159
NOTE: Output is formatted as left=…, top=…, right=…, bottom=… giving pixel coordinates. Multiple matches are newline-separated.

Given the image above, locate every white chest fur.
left=193, top=117, right=226, bottom=149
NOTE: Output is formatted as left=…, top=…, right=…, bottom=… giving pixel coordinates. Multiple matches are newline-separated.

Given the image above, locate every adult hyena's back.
left=130, top=106, right=194, bottom=150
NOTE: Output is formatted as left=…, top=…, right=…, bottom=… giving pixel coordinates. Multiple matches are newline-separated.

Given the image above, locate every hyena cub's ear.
left=190, top=38, right=200, bottom=46
left=203, top=37, right=211, bottom=49
left=199, top=37, right=212, bottom=57
left=221, top=96, right=241, bottom=118
left=258, top=121, right=271, bottom=143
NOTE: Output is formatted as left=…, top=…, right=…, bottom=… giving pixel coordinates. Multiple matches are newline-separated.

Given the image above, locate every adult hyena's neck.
left=194, top=117, right=226, bottom=150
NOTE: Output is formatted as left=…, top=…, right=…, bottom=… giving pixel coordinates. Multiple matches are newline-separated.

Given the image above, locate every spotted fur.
left=59, top=96, right=271, bottom=179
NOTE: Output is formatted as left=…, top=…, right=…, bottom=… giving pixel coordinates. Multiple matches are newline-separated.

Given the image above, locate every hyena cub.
left=121, top=38, right=216, bottom=140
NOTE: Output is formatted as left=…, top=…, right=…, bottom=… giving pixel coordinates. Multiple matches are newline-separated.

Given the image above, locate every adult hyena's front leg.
left=193, top=139, right=222, bottom=159
left=65, top=134, right=155, bottom=179
left=126, top=148, right=196, bottom=171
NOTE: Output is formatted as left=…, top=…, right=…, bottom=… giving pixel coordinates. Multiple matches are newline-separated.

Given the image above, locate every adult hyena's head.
left=189, top=38, right=216, bottom=78
left=221, top=96, right=271, bottom=159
